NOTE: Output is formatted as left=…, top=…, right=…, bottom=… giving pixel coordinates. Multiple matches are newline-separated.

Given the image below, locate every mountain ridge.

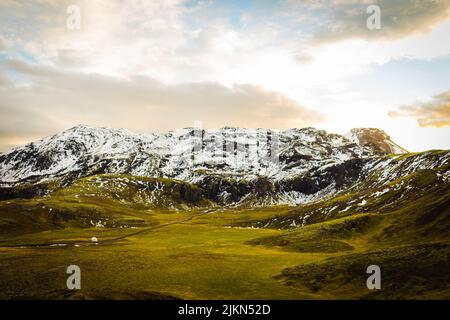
left=0, top=125, right=404, bottom=183
left=1, top=125, right=447, bottom=209
left=0, top=124, right=406, bottom=156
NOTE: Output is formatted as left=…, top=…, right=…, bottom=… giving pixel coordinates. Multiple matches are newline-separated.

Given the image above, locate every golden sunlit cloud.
left=389, top=90, right=450, bottom=128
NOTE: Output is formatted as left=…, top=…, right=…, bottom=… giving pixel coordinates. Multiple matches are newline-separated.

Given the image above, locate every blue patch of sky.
left=17, top=51, right=37, bottom=64
left=0, top=50, right=37, bottom=64
left=0, top=50, right=38, bottom=85
left=348, top=55, right=450, bottom=105
left=180, top=0, right=323, bottom=46
left=181, top=0, right=286, bottom=29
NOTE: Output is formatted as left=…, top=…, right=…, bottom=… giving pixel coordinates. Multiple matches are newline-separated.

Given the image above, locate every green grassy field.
left=0, top=206, right=448, bottom=300
left=0, top=209, right=332, bottom=299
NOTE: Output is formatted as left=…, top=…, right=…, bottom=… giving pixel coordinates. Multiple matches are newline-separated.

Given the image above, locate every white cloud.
left=284, top=0, right=450, bottom=43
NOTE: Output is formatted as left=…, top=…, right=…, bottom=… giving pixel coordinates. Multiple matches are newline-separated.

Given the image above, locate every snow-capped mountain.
left=1, top=125, right=447, bottom=208
left=0, top=125, right=400, bottom=185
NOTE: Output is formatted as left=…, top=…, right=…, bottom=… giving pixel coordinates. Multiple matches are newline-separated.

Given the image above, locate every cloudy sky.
left=0, top=0, right=449, bottom=152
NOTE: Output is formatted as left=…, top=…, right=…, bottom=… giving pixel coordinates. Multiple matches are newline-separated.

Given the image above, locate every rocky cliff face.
left=345, top=128, right=407, bottom=155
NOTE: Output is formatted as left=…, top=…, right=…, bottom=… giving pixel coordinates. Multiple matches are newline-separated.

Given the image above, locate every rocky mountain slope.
left=0, top=125, right=395, bottom=184
left=0, top=125, right=447, bottom=210
left=345, top=128, right=407, bottom=154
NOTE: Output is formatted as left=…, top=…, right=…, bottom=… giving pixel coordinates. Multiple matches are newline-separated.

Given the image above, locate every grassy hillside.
left=0, top=174, right=216, bottom=239
left=240, top=159, right=450, bottom=299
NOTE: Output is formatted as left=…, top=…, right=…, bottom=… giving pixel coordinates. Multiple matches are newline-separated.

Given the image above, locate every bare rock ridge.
left=345, top=128, right=408, bottom=155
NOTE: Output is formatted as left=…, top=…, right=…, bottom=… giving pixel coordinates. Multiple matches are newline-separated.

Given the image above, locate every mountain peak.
left=345, top=128, right=407, bottom=154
